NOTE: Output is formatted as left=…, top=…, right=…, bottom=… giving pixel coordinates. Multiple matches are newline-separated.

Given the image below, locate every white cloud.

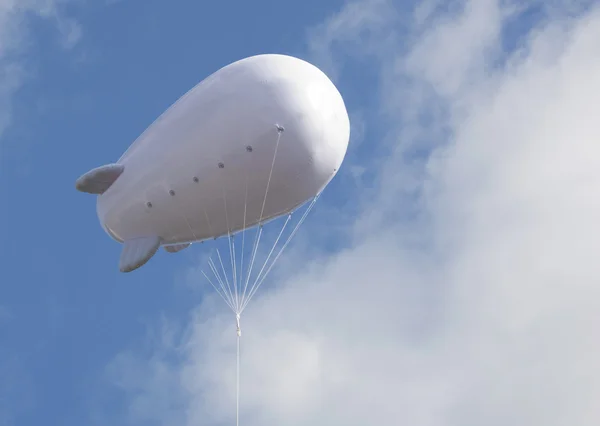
left=0, top=0, right=82, bottom=142
left=108, top=1, right=600, bottom=425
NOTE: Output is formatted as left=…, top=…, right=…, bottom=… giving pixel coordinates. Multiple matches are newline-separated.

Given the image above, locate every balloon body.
left=94, top=54, right=349, bottom=246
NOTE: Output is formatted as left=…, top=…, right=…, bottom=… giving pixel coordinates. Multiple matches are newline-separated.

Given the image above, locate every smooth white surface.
left=97, top=54, right=350, bottom=245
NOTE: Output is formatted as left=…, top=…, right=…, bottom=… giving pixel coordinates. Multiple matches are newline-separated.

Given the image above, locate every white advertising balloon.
left=76, top=54, right=350, bottom=272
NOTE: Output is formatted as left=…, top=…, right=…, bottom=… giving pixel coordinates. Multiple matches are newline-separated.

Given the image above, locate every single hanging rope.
left=236, top=314, right=241, bottom=426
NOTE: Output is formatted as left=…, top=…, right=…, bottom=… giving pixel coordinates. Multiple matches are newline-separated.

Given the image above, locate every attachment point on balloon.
left=193, top=176, right=199, bottom=183
left=275, top=124, right=285, bottom=133
left=246, top=145, right=253, bottom=152
left=146, top=201, right=153, bottom=208
left=218, top=162, right=225, bottom=169
left=169, top=189, right=175, bottom=196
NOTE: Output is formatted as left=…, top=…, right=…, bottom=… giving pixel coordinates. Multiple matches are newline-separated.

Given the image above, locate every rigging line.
left=241, top=195, right=320, bottom=312
left=194, top=185, right=238, bottom=312
left=208, top=257, right=232, bottom=306
left=240, top=213, right=292, bottom=308
left=208, top=257, right=236, bottom=309
left=203, top=273, right=232, bottom=310
left=258, top=129, right=283, bottom=223
left=254, top=197, right=318, bottom=292
left=230, top=235, right=239, bottom=312
left=207, top=257, right=228, bottom=299
left=219, top=168, right=239, bottom=307
left=238, top=142, right=255, bottom=305
left=201, top=270, right=235, bottom=312
left=181, top=179, right=234, bottom=310
left=206, top=258, right=236, bottom=311
left=210, top=255, right=236, bottom=309
left=179, top=178, right=236, bottom=311
left=216, top=248, right=236, bottom=309
left=221, top=178, right=240, bottom=311
left=200, top=204, right=237, bottom=309
left=242, top=224, right=263, bottom=308
left=203, top=209, right=237, bottom=305
left=242, top=128, right=283, bottom=303
left=242, top=216, right=263, bottom=305
left=238, top=179, right=249, bottom=311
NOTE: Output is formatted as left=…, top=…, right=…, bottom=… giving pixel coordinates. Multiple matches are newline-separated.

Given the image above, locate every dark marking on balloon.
left=218, top=162, right=225, bottom=168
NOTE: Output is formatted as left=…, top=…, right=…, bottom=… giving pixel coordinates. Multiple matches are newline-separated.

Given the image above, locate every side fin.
left=163, top=243, right=191, bottom=253
left=75, top=163, right=124, bottom=194
left=119, top=236, right=161, bottom=273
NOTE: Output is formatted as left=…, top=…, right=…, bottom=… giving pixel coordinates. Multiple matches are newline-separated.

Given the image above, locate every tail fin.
left=75, top=163, right=124, bottom=194
left=119, top=236, right=161, bottom=272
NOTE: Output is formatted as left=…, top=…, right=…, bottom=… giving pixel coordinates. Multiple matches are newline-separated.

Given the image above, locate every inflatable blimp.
left=76, top=54, right=350, bottom=273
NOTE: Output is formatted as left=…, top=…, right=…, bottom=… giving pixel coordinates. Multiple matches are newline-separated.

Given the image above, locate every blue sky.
left=2, top=0, right=600, bottom=425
